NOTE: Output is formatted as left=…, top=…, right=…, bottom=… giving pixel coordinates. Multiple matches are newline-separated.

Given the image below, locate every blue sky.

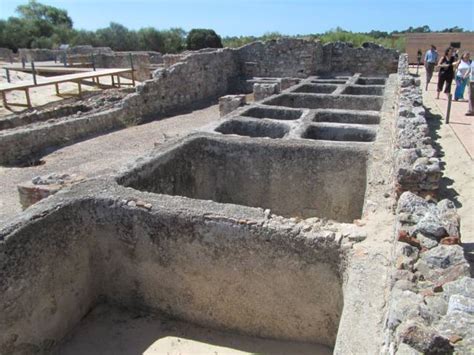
left=1, top=0, right=473, bottom=36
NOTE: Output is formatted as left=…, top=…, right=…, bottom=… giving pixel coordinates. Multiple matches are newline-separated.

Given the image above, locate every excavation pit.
left=302, top=123, right=376, bottom=143
left=119, top=135, right=369, bottom=222
left=292, top=84, right=337, bottom=94
left=341, top=85, right=385, bottom=96
left=215, top=119, right=289, bottom=138
left=313, top=110, right=380, bottom=125
left=241, top=106, right=303, bottom=120
left=263, top=93, right=384, bottom=111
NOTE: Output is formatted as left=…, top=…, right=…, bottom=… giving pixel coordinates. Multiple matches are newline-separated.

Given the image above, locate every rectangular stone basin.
left=241, top=106, right=303, bottom=120
left=263, top=93, right=383, bottom=111
left=119, top=136, right=369, bottom=222
left=356, top=77, right=386, bottom=85
left=292, top=84, right=337, bottom=94
left=302, top=123, right=376, bottom=142
left=215, top=119, right=289, bottom=138
left=341, top=85, right=384, bottom=96
left=313, top=110, right=380, bottom=125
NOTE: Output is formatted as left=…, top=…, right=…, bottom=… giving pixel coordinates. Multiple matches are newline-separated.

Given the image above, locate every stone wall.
left=0, top=39, right=401, bottom=165
left=320, top=42, right=399, bottom=76
left=67, top=45, right=113, bottom=55
left=123, top=48, right=239, bottom=120
left=394, top=55, right=442, bottom=196
left=381, top=54, right=472, bottom=354
left=237, top=38, right=323, bottom=78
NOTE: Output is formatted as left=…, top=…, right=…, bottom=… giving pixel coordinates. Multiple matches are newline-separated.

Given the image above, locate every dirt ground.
left=0, top=103, right=220, bottom=226
left=58, top=304, right=332, bottom=355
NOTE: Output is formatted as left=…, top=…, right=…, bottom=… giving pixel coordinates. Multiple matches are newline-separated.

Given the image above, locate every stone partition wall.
left=123, top=48, right=240, bottom=120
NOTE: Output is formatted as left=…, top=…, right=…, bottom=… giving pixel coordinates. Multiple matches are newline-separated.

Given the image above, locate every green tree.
left=137, top=27, right=165, bottom=51
left=16, top=0, right=73, bottom=28
left=186, top=28, right=223, bottom=50
left=162, top=28, right=186, bottom=53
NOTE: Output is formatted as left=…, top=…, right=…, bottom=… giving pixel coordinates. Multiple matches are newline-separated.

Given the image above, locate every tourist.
left=436, top=48, right=456, bottom=99
left=466, top=58, right=474, bottom=116
left=454, top=52, right=471, bottom=101
left=424, top=45, right=438, bottom=90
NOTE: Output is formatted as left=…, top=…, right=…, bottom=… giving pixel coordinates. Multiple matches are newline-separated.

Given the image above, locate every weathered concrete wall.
left=118, top=134, right=369, bottom=222
left=0, top=200, right=100, bottom=355
left=320, top=42, right=399, bottom=76
left=0, top=180, right=346, bottom=353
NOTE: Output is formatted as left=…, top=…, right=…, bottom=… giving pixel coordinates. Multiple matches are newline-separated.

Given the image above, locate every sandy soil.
left=0, top=61, right=135, bottom=116
left=0, top=104, right=220, bottom=226
left=58, top=304, right=332, bottom=355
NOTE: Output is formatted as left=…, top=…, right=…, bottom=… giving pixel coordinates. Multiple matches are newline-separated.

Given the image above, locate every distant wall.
left=320, top=42, right=399, bottom=76
left=237, top=38, right=323, bottom=78
left=18, top=48, right=60, bottom=62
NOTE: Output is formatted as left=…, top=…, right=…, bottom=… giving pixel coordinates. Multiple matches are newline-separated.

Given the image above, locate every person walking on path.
left=425, top=45, right=438, bottom=90
left=437, top=48, right=456, bottom=99
left=454, top=52, right=471, bottom=101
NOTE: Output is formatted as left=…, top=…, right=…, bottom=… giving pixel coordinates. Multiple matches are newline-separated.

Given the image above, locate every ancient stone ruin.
left=0, top=39, right=472, bottom=354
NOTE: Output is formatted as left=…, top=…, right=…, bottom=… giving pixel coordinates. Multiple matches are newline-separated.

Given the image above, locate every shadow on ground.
left=424, top=106, right=462, bottom=208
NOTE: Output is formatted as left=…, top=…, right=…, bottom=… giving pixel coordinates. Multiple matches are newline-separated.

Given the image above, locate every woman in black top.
left=437, top=47, right=455, bottom=99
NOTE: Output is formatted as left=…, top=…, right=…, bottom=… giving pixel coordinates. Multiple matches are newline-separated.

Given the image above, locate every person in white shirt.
left=454, top=52, right=471, bottom=101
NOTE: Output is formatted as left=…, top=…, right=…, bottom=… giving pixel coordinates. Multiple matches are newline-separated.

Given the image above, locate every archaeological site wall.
left=0, top=39, right=400, bottom=166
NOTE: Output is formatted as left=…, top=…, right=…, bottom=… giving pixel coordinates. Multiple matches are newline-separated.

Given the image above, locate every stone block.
left=253, top=83, right=279, bottom=101
left=218, top=95, right=246, bottom=117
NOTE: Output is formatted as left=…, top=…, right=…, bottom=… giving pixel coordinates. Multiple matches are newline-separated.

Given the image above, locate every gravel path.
left=0, top=104, right=219, bottom=226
